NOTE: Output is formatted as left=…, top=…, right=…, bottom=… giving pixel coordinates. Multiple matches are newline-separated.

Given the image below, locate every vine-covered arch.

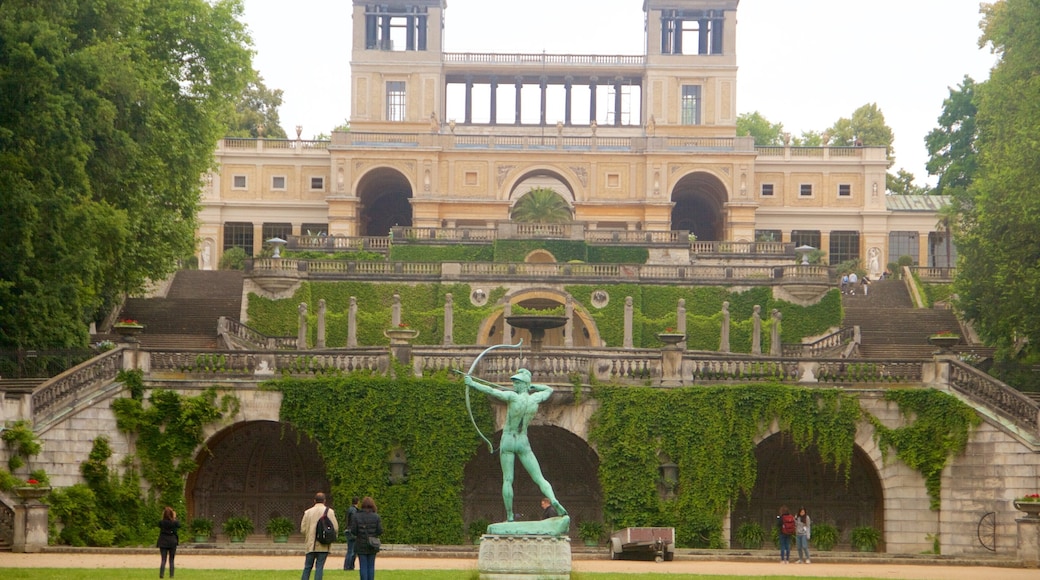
left=475, top=288, right=601, bottom=347
left=186, top=420, right=330, bottom=535
left=669, top=170, right=729, bottom=240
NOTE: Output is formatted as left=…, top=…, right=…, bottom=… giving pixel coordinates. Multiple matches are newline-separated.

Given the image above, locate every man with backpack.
left=301, top=492, right=338, bottom=580
left=777, top=505, right=795, bottom=564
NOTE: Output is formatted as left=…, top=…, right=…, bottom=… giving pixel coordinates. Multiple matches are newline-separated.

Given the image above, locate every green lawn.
left=0, top=570, right=907, bottom=580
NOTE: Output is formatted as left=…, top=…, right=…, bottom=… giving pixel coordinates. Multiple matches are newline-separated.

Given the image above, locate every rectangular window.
left=310, top=177, right=325, bottom=191
left=681, top=85, right=701, bottom=125
left=791, top=230, right=821, bottom=251
left=755, top=229, right=781, bottom=243
left=301, top=223, right=328, bottom=237
left=838, top=184, right=851, bottom=197
left=928, top=231, right=958, bottom=268
left=262, top=223, right=292, bottom=247
left=232, top=175, right=247, bottom=189
left=387, top=81, right=406, bottom=121
left=223, top=222, right=254, bottom=257
left=829, top=231, right=860, bottom=265
left=888, top=231, right=920, bottom=265
left=799, top=184, right=813, bottom=197
left=271, top=176, right=286, bottom=190
left=760, top=184, right=774, bottom=197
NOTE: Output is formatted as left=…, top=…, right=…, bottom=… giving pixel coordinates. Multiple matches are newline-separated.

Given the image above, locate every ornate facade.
left=199, top=0, right=953, bottom=271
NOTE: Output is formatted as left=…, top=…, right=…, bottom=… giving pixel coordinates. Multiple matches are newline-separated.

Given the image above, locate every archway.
left=356, top=168, right=413, bottom=236
left=463, top=425, right=600, bottom=535
left=730, top=433, right=884, bottom=550
left=187, top=420, right=330, bottom=535
left=478, top=289, right=600, bottom=348
left=670, top=171, right=728, bottom=240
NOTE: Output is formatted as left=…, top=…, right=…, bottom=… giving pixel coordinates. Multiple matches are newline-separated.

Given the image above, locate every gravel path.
left=0, top=552, right=1037, bottom=579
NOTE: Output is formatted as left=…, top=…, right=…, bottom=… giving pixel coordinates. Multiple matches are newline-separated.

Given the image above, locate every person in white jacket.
left=300, top=492, right=339, bottom=580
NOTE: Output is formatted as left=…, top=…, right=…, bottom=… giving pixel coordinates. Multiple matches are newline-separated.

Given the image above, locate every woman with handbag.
left=349, top=496, right=383, bottom=580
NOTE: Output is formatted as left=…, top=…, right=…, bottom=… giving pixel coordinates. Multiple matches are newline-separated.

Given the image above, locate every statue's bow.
left=461, top=340, right=523, bottom=453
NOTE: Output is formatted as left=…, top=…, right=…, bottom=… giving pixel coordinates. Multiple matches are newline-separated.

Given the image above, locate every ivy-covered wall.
left=248, top=282, right=841, bottom=350
left=266, top=371, right=494, bottom=545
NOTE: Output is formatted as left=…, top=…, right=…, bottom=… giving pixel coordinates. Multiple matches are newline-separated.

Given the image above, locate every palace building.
left=197, top=0, right=953, bottom=274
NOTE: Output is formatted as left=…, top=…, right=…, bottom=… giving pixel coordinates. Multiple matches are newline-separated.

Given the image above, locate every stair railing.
left=947, top=359, right=1040, bottom=439
left=782, top=327, right=857, bottom=358
left=30, top=348, right=124, bottom=427
left=218, top=317, right=296, bottom=350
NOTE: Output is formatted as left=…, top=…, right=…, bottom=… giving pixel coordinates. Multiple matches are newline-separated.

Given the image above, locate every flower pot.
left=194, top=534, right=210, bottom=543
left=273, top=535, right=289, bottom=543
left=13, top=486, right=51, bottom=502
left=656, top=333, right=685, bottom=346
left=113, top=324, right=144, bottom=342
left=928, top=335, right=959, bottom=352
left=384, top=328, right=419, bottom=344
left=229, top=535, right=246, bottom=543
left=1014, top=500, right=1040, bottom=519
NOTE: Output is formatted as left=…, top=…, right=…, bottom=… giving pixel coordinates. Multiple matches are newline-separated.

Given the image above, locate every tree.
left=0, top=0, right=253, bottom=348
left=736, top=112, right=784, bottom=146
left=227, top=74, right=287, bottom=138
left=827, top=103, right=895, bottom=164
left=925, top=76, right=980, bottom=196
left=510, top=188, right=572, bottom=223
left=953, top=0, right=1040, bottom=357
left=888, top=169, right=929, bottom=196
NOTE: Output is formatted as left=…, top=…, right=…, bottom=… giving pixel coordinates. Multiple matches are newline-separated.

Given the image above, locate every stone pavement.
left=0, top=546, right=1036, bottom=579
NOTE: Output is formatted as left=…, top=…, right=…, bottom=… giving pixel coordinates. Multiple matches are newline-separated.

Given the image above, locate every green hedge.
left=390, top=245, right=494, bottom=263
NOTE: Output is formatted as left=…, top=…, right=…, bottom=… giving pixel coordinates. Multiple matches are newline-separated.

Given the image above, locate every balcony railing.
left=329, top=132, right=757, bottom=153
left=443, top=52, right=647, bottom=67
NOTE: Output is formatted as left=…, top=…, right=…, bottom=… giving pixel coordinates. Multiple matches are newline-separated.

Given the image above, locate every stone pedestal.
left=12, top=490, right=50, bottom=553
left=1017, top=516, right=1040, bottom=565
left=478, top=534, right=572, bottom=580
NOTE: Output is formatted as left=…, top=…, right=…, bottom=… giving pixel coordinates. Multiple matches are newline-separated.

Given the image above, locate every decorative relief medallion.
left=569, top=166, right=588, bottom=188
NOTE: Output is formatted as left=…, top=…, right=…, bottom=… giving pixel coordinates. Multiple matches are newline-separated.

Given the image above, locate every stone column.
left=503, top=303, right=513, bottom=344
left=661, top=343, right=683, bottom=387
left=297, top=302, right=308, bottom=350
left=1017, top=516, right=1040, bottom=565
left=514, top=76, right=523, bottom=125
left=489, top=76, right=498, bottom=125
left=564, top=296, right=574, bottom=348
left=464, top=75, right=474, bottom=124
left=539, top=75, right=548, bottom=126
left=443, top=293, right=454, bottom=346
left=623, top=296, right=634, bottom=349
left=392, top=293, right=402, bottom=327
left=588, top=77, right=598, bottom=123
left=348, top=297, right=358, bottom=348
left=316, top=299, right=326, bottom=349
left=613, top=76, right=623, bottom=126
left=752, top=305, right=762, bottom=355
left=770, top=309, right=783, bottom=356
left=719, top=301, right=730, bottom=353
left=564, top=76, right=573, bottom=125
left=677, top=299, right=687, bottom=351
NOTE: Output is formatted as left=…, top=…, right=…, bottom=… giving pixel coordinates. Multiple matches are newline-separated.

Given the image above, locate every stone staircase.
left=843, top=278, right=963, bottom=359
left=118, top=271, right=244, bottom=350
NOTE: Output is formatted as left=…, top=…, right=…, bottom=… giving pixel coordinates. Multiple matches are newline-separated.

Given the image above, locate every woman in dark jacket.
left=349, top=496, right=383, bottom=580
left=157, top=506, right=180, bottom=578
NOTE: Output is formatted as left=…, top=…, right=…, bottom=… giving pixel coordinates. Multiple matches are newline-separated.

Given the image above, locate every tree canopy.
left=953, top=0, right=1040, bottom=357
left=0, top=0, right=254, bottom=348
left=925, top=76, right=980, bottom=196
left=228, top=74, right=287, bottom=139
left=736, top=111, right=784, bottom=146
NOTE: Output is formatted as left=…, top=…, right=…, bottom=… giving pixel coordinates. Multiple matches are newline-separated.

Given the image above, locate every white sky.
left=242, top=0, right=996, bottom=187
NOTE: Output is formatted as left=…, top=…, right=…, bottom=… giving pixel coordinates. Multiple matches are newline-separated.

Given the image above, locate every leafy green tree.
left=827, top=103, right=895, bottom=161
left=227, top=74, right=286, bottom=138
left=510, top=188, right=573, bottom=223
left=925, top=75, right=980, bottom=196
left=792, top=130, right=825, bottom=147
left=953, top=0, right=1040, bottom=358
left=888, top=169, right=929, bottom=196
left=0, top=0, right=253, bottom=348
left=736, top=111, right=784, bottom=146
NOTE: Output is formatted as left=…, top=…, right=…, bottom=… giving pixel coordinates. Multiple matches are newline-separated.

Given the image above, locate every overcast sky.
left=242, top=0, right=996, bottom=187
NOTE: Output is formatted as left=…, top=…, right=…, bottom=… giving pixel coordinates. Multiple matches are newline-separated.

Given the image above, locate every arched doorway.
left=730, top=433, right=884, bottom=550
left=463, top=425, right=600, bottom=535
left=356, top=168, right=413, bottom=236
left=480, top=290, right=600, bottom=348
left=670, top=172, right=728, bottom=241
left=187, top=421, right=330, bottom=535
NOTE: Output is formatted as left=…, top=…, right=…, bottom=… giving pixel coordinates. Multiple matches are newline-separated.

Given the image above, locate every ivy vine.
left=266, top=370, right=494, bottom=545
left=589, top=383, right=861, bottom=548
left=868, top=389, right=980, bottom=510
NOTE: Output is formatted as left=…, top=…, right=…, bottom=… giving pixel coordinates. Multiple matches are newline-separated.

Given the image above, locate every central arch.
left=670, top=171, right=728, bottom=241
left=355, top=167, right=413, bottom=236
left=463, top=424, right=600, bottom=535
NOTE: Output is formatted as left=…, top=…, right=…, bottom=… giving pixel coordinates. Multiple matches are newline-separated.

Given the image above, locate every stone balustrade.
left=948, top=360, right=1040, bottom=436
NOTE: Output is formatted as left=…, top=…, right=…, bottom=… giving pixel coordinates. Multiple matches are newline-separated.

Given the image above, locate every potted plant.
left=578, top=521, right=604, bottom=546
left=468, top=518, right=489, bottom=545
left=810, top=522, right=839, bottom=551
left=1014, top=493, right=1040, bottom=519
left=384, top=322, right=419, bottom=343
left=735, top=521, right=764, bottom=549
left=927, top=330, right=960, bottom=352
left=266, top=516, right=294, bottom=542
left=850, top=525, right=881, bottom=552
left=113, top=318, right=145, bottom=341
left=189, top=517, right=214, bottom=542
left=656, top=327, right=685, bottom=346
left=222, top=516, right=254, bottom=543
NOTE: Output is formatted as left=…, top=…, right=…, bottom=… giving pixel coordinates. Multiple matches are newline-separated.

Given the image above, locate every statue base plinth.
left=478, top=533, right=572, bottom=579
